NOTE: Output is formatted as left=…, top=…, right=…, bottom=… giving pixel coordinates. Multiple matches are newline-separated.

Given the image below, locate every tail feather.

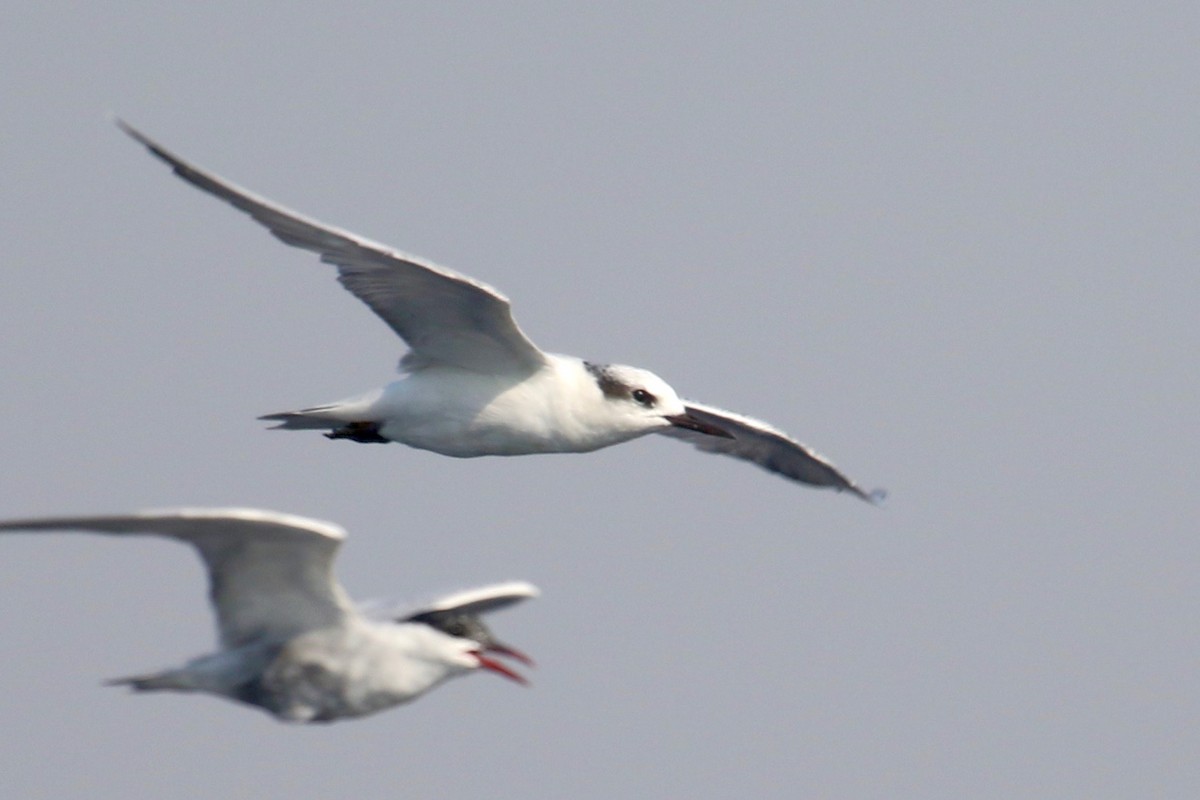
left=258, top=406, right=346, bottom=430
left=105, top=670, right=192, bottom=692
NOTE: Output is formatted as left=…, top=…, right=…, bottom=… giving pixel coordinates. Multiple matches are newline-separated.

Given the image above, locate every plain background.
left=1, top=4, right=1196, bottom=798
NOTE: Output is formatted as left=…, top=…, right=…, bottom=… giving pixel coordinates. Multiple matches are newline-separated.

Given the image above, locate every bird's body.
left=0, top=509, right=536, bottom=724
left=113, top=617, right=486, bottom=723
left=273, top=356, right=674, bottom=457
left=249, top=620, right=493, bottom=722
left=119, top=121, right=883, bottom=501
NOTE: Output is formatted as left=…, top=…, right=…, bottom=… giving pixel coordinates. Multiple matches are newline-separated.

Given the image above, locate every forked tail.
left=258, top=405, right=350, bottom=430
left=105, top=669, right=193, bottom=693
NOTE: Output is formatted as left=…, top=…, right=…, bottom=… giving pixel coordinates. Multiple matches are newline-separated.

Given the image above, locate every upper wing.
left=657, top=401, right=885, bottom=503
left=406, top=580, right=540, bottom=619
left=360, top=580, right=540, bottom=622
left=0, top=508, right=353, bottom=648
left=117, top=120, right=548, bottom=376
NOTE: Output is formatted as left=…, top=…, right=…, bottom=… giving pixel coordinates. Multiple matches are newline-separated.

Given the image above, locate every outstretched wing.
left=117, top=121, right=548, bottom=376
left=405, top=581, right=540, bottom=619
left=0, top=508, right=353, bottom=647
left=359, top=580, right=540, bottom=623
left=657, top=401, right=885, bottom=503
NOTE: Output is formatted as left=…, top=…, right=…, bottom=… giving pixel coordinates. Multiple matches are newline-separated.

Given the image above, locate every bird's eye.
left=631, top=389, right=656, bottom=407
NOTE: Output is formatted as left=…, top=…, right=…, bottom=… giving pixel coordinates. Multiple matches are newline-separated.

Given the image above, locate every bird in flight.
left=0, top=508, right=537, bottom=723
left=118, top=122, right=883, bottom=502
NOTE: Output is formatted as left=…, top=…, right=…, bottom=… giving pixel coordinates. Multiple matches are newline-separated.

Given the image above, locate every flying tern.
left=118, top=121, right=883, bottom=502
left=0, top=508, right=537, bottom=723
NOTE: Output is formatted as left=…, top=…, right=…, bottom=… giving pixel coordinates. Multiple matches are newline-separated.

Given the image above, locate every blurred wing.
left=117, top=120, right=547, bottom=376
left=658, top=401, right=885, bottom=503
left=0, top=508, right=353, bottom=647
left=409, top=580, right=540, bottom=618
left=361, top=581, right=540, bottom=622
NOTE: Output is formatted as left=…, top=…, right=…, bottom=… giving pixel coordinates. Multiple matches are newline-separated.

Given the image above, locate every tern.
left=118, top=121, right=883, bottom=502
left=0, top=508, right=537, bottom=724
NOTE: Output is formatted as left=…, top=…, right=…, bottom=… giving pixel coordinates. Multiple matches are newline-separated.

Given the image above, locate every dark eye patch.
left=585, top=361, right=630, bottom=400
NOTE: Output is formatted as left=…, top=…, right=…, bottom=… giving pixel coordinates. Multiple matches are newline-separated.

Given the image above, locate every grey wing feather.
left=658, top=402, right=885, bottom=503
left=116, top=120, right=547, bottom=376
left=409, top=580, right=540, bottom=618
left=0, top=508, right=353, bottom=647
left=361, top=581, right=539, bottom=622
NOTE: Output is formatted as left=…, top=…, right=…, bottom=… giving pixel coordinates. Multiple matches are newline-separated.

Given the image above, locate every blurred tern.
left=0, top=508, right=537, bottom=724
left=118, top=121, right=883, bottom=502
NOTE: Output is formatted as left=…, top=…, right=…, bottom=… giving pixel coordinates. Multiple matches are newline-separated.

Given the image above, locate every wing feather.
left=359, top=581, right=540, bottom=622
left=659, top=402, right=885, bottom=503
left=117, top=120, right=547, bottom=376
left=406, top=580, right=540, bottom=618
left=0, top=508, right=353, bottom=647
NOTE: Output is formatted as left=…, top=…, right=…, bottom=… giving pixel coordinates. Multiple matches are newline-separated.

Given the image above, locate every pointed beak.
left=471, top=647, right=532, bottom=686
left=664, top=413, right=734, bottom=439
left=487, top=640, right=536, bottom=668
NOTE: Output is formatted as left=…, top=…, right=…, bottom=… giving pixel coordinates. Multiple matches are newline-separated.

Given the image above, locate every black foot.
left=325, top=421, right=389, bottom=444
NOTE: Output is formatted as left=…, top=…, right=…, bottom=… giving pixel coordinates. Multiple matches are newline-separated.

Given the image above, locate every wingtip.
left=838, top=482, right=888, bottom=505
left=112, top=115, right=144, bottom=143
left=500, top=580, right=541, bottom=601
left=112, top=118, right=177, bottom=167
left=862, top=487, right=888, bottom=506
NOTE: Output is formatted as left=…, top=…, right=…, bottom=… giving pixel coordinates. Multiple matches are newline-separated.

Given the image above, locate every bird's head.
left=409, top=615, right=532, bottom=686
left=584, top=362, right=733, bottom=439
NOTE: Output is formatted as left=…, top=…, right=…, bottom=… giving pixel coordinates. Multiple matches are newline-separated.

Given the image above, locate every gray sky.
left=1, top=4, right=1196, bottom=798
